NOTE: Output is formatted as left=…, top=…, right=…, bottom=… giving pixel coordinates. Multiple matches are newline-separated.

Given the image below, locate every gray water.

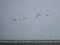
left=0, top=0, right=60, bottom=40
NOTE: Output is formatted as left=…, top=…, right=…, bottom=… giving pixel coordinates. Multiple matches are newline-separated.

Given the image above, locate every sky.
left=0, top=0, right=60, bottom=40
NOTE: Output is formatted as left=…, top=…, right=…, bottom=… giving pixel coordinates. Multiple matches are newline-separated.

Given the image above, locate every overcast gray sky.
left=0, top=0, right=60, bottom=40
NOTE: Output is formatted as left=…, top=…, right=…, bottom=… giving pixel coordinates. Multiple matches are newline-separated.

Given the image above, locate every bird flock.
left=10, top=12, right=49, bottom=22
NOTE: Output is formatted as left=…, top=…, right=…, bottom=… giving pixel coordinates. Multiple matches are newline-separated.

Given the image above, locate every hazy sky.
left=0, top=0, right=60, bottom=40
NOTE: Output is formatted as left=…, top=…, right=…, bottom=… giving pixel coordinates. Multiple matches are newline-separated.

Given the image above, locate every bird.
left=10, top=18, right=16, bottom=21
left=35, top=13, right=41, bottom=18
left=45, top=12, right=49, bottom=16
left=18, top=19, right=21, bottom=21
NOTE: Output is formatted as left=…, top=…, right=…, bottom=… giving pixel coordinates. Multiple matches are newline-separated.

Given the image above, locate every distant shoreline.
left=0, top=40, right=60, bottom=43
